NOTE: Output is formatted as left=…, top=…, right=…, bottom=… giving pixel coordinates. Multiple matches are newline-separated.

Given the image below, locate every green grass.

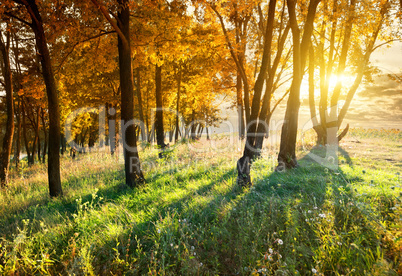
left=0, top=129, right=401, bottom=275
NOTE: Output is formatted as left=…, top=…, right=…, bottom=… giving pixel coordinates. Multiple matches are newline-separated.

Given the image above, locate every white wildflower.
left=278, top=239, right=283, bottom=245
left=312, top=268, right=317, bottom=274
left=269, top=248, right=273, bottom=254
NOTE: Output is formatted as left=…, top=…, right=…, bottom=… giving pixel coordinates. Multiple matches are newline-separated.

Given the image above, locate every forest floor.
left=0, top=128, right=401, bottom=275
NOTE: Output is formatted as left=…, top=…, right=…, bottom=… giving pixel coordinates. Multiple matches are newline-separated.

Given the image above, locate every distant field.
left=1, top=128, right=401, bottom=275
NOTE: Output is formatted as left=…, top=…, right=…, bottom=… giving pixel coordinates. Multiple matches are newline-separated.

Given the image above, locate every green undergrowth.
left=0, top=132, right=401, bottom=275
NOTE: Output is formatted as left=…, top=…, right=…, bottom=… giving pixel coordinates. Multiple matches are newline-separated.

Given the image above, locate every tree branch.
left=55, top=30, right=116, bottom=73
left=3, top=11, right=32, bottom=27
left=372, top=38, right=402, bottom=52
left=90, top=0, right=130, bottom=50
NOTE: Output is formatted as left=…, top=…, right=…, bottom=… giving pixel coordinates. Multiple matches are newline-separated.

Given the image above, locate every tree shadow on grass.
left=2, top=146, right=392, bottom=275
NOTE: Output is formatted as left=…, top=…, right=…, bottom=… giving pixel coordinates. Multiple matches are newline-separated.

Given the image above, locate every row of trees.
left=0, top=0, right=400, bottom=195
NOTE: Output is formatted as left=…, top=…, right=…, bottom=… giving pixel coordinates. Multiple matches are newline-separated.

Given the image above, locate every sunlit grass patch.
left=1, top=129, right=401, bottom=275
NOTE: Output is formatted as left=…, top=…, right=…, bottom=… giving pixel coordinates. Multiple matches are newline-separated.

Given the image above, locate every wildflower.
left=268, top=255, right=273, bottom=261
left=305, top=219, right=308, bottom=222
left=200, top=263, right=203, bottom=267
left=278, top=239, right=283, bottom=245
left=194, top=252, right=196, bottom=256
left=312, top=268, right=317, bottom=274
left=337, top=242, right=342, bottom=245
left=269, top=248, right=273, bottom=254
left=170, top=243, right=173, bottom=247
left=308, top=210, right=312, bottom=213
left=313, top=206, right=318, bottom=210
left=319, top=213, right=326, bottom=218
left=191, top=246, right=195, bottom=250
left=157, top=229, right=161, bottom=234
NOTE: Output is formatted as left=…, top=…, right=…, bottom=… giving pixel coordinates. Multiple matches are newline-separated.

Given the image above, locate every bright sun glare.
left=300, top=74, right=355, bottom=99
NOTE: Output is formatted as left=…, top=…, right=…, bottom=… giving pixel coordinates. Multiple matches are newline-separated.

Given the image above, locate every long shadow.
left=0, top=168, right=129, bottom=239
left=2, top=145, right=390, bottom=275
left=300, top=145, right=354, bottom=167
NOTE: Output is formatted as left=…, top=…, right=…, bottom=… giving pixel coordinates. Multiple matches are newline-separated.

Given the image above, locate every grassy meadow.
left=0, top=128, right=401, bottom=275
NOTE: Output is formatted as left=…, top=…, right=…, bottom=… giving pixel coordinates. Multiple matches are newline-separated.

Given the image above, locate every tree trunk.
left=36, top=107, right=41, bottom=162
left=308, top=42, right=326, bottom=145
left=155, top=64, right=166, bottom=154
left=237, top=0, right=277, bottom=187
left=277, top=0, right=320, bottom=170
left=117, top=0, right=144, bottom=186
left=135, top=67, right=146, bottom=141
left=12, top=34, right=22, bottom=171
left=41, top=108, right=47, bottom=162
left=22, top=99, right=31, bottom=164
left=15, top=98, right=22, bottom=170
left=190, top=110, right=197, bottom=140
left=25, top=0, right=63, bottom=197
left=108, top=103, right=117, bottom=155
left=175, top=64, right=182, bottom=142
left=0, top=30, right=15, bottom=188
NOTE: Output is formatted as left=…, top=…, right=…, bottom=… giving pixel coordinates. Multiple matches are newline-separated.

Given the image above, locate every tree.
left=2, top=0, right=64, bottom=196
left=308, top=0, right=400, bottom=146
left=276, top=0, right=321, bottom=170
left=91, top=0, right=145, bottom=187
left=0, top=27, right=15, bottom=187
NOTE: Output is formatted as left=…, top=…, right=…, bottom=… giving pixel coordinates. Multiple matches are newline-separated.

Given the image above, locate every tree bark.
left=24, top=0, right=63, bottom=197
left=36, top=107, right=41, bottom=162
left=237, top=0, right=277, bottom=187
left=175, top=64, right=182, bottom=142
left=155, top=64, right=166, bottom=154
left=22, top=99, right=31, bottom=164
left=15, top=98, right=22, bottom=170
left=117, top=0, right=144, bottom=186
left=0, top=30, right=15, bottom=188
left=12, top=34, right=22, bottom=171
left=277, top=0, right=321, bottom=170
left=41, top=108, right=47, bottom=162
left=135, top=67, right=146, bottom=141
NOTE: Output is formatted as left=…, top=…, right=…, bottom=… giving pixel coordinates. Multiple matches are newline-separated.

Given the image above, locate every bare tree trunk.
left=108, top=103, right=117, bottom=155
left=15, top=98, right=22, bottom=170
left=0, top=30, right=15, bottom=187
left=12, top=34, right=22, bottom=171
left=41, top=108, right=47, bottom=162
left=277, top=0, right=320, bottom=170
left=25, top=0, right=63, bottom=197
left=22, top=99, right=31, bottom=164
left=237, top=0, right=277, bottom=187
left=36, top=107, right=41, bottom=162
left=117, top=0, right=144, bottom=186
left=155, top=64, right=166, bottom=155
left=175, top=64, right=182, bottom=142
left=308, top=42, right=326, bottom=145
left=135, top=67, right=146, bottom=141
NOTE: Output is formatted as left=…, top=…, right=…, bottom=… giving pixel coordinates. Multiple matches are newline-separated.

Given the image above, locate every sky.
left=217, top=41, right=402, bottom=135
